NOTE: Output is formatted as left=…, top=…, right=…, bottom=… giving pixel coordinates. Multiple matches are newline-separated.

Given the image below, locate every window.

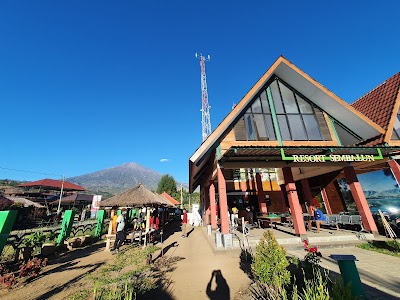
left=236, top=76, right=332, bottom=142
left=269, top=79, right=328, bottom=141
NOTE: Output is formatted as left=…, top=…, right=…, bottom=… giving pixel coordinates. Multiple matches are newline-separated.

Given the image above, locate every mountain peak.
left=68, top=163, right=162, bottom=195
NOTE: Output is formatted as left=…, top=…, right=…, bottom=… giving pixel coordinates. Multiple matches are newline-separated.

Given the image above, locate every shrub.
left=19, top=257, right=48, bottom=278
left=251, top=230, right=290, bottom=286
left=0, top=264, right=17, bottom=289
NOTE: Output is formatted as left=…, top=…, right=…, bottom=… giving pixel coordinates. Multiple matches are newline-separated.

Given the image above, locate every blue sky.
left=0, top=1, right=399, bottom=184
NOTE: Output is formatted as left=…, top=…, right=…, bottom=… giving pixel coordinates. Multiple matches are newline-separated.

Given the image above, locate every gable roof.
left=351, top=72, right=400, bottom=144
left=189, top=56, right=384, bottom=191
left=161, top=192, right=180, bottom=205
left=19, top=178, right=86, bottom=191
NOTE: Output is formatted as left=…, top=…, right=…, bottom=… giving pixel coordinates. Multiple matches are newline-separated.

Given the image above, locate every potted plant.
left=19, top=232, right=46, bottom=261
left=41, top=232, right=57, bottom=257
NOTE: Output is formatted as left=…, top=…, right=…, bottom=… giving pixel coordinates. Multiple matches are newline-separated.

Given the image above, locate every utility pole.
left=57, top=175, right=65, bottom=214
left=195, top=53, right=212, bottom=142
left=180, top=183, right=183, bottom=209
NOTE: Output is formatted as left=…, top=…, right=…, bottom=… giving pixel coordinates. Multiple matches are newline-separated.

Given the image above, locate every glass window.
left=287, top=115, right=307, bottom=140
left=251, top=98, right=262, bottom=113
left=246, top=114, right=255, bottom=140
left=303, top=115, right=323, bottom=140
left=279, top=82, right=299, bottom=113
left=277, top=115, right=291, bottom=140
left=270, top=81, right=284, bottom=114
left=333, top=121, right=360, bottom=145
left=264, top=115, right=276, bottom=140
left=260, top=90, right=270, bottom=113
left=253, top=114, right=268, bottom=139
left=296, top=94, right=313, bottom=113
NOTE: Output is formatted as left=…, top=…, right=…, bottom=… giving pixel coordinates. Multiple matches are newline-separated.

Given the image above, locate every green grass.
left=356, top=240, right=400, bottom=257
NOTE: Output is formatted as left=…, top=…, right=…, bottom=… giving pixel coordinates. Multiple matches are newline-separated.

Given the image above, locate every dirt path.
left=1, top=223, right=251, bottom=300
left=154, top=224, right=251, bottom=300
left=1, top=242, right=113, bottom=300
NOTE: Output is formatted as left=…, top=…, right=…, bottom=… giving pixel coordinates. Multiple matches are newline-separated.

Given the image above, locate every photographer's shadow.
left=206, top=269, right=230, bottom=300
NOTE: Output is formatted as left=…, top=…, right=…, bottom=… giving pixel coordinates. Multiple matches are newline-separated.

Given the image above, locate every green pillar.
left=117, top=209, right=122, bottom=216
left=57, top=210, right=76, bottom=245
left=330, top=255, right=365, bottom=299
left=94, top=210, right=105, bottom=238
left=0, top=210, right=17, bottom=255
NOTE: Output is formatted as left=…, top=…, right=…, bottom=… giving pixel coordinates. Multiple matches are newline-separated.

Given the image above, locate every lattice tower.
left=195, top=53, right=211, bottom=141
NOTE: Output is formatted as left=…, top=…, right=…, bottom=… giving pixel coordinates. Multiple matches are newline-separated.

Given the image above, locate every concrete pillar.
left=217, top=165, right=230, bottom=234
left=301, top=178, right=314, bottom=215
left=282, top=167, right=307, bottom=238
left=256, top=173, right=267, bottom=213
left=321, top=188, right=332, bottom=214
left=209, top=181, right=217, bottom=230
left=344, top=166, right=378, bottom=235
left=388, top=160, right=400, bottom=186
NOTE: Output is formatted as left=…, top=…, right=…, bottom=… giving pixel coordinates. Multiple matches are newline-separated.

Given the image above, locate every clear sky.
left=1, top=1, right=399, bottom=184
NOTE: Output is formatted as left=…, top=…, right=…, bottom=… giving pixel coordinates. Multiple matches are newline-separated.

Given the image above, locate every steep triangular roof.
left=351, top=72, right=400, bottom=144
left=190, top=56, right=383, bottom=167
left=160, top=192, right=180, bottom=205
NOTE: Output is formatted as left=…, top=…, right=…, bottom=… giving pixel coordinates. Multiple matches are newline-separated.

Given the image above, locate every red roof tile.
left=161, top=192, right=180, bottom=205
left=19, top=178, right=86, bottom=191
left=351, top=72, right=400, bottom=131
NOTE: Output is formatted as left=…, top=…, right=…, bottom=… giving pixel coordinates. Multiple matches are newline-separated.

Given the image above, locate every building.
left=189, top=56, right=400, bottom=245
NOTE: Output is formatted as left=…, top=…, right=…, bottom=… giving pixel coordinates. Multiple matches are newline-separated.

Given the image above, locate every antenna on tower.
left=195, top=52, right=212, bottom=142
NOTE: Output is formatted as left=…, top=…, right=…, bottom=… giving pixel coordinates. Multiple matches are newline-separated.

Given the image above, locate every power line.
left=0, top=166, right=63, bottom=177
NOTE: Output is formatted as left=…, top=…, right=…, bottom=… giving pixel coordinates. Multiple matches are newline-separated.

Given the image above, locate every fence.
left=1, top=219, right=109, bottom=263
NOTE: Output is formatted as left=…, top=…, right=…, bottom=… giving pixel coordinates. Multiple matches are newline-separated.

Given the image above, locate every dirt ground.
left=0, top=242, right=113, bottom=300
left=1, top=222, right=251, bottom=300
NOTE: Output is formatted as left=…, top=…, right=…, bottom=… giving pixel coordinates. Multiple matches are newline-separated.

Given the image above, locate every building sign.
left=280, top=148, right=383, bottom=163
left=292, top=154, right=375, bottom=163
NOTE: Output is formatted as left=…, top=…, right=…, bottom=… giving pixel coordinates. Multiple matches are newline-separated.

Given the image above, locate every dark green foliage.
left=156, top=175, right=177, bottom=195
left=251, top=230, right=290, bottom=286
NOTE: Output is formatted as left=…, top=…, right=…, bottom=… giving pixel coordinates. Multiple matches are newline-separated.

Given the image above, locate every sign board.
left=281, top=148, right=383, bottom=163
left=91, top=195, right=102, bottom=211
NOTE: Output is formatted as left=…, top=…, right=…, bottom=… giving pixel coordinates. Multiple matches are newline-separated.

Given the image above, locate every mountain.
left=68, top=162, right=178, bottom=195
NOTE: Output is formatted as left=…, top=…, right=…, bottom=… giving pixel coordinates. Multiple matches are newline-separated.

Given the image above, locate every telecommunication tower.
left=195, top=53, right=211, bottom=142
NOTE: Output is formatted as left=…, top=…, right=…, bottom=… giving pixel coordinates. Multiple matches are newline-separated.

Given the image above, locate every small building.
left=189, top=56, right=400, bottom=242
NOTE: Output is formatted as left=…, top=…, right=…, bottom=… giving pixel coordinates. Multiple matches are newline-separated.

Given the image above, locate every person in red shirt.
left=149, top=212, right=160, bottom=243
left=181, top=209, right=188, bottom=238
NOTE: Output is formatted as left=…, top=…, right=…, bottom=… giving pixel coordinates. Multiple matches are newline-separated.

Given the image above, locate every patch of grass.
left=69, top=289, right=91, bottom=300
left=356, top=240, right=400, bottom=257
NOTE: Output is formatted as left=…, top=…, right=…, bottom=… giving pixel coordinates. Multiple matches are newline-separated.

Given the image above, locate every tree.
left=156, top=175, right=177, bottom=195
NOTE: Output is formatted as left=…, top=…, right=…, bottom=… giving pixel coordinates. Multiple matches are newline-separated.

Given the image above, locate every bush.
left=251, top=230, right=290, bottom=286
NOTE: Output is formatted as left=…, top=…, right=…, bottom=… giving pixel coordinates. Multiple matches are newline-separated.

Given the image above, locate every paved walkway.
left=288, top=247, right=400, bottom=299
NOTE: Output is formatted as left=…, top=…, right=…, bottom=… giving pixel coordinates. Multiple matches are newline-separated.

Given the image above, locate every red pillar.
left=301, top=178, right=314, bottom=215
left=388, top=160, right=400, bottom=186
left=256, top=173, right=267, bottom=213
left=204, top=185, right=210, bottom=225
left=282, top=167, right=307, bottom=237
left=344, top=166, right=378, bottom=235
left=321, top=188, right=332, bottom=215
left=217, top=165, right=230, bottom=234
left=209, top=181, right=217, bottom=230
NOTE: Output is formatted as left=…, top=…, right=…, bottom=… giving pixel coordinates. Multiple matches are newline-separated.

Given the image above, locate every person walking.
left=112, top=211, right=126, bottom=254
left=181, top=209, right=188, bottom=238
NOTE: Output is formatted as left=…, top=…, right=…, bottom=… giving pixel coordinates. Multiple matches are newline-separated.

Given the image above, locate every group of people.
left=111, top=209, right=161, bottom=254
